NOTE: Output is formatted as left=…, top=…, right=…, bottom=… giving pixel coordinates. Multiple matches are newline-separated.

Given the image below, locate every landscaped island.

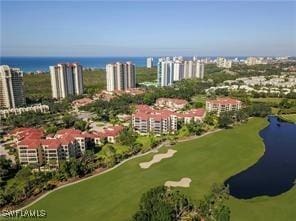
left=18, top=117, right=293, bottom=221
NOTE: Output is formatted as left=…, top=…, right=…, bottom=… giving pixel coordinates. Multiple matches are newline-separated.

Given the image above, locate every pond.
left=225, top=116, right=296, bottom=199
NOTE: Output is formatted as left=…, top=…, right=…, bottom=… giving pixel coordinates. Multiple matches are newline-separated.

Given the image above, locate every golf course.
left=27, top=118, right=296, bottom=221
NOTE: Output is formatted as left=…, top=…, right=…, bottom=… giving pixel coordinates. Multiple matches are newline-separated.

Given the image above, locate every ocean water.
left=0, top=56, right=248, bottom=73
left=0, top=57, right=148, bottom=73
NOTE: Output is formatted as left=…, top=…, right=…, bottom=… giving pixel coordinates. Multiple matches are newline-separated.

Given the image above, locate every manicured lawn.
left=250, top=97, right=284, bottom=104
left=28, top=118, right=296, bottom=221
left=250, top=97, right=296, bottom=105
left=279, top=114, right=296, bottom=123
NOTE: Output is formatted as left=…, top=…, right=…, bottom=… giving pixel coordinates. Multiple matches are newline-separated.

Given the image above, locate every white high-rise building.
left=195, top=62, right=205, bottom=79
left=49, top=63, right=83, bottom=99
left=0, top=65, right=26, bottom=109
left=157, top=57, right=204, bottom=87
left=245, top=57, right=266, bottom=66
left=173, top=61, right=184, bottom=81
left=106, top=62, right=136, bottom=92
left=216, top=57, right=232, bottom=68
left=146, top=57, right=154, bottom=68
left=157, top=59, right=174, bottom=87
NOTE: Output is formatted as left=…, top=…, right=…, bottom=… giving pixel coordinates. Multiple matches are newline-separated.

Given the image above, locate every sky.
left=1, top=1, right=296, bottom=57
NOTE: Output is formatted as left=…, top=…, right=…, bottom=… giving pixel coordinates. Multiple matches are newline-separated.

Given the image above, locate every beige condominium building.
left=0, top=65, right=26, bottom=109
left=206, top=98, right=242, bottom=115
left=49, top=63, right=83, bottom=99
left=157, top=57, right=204, bottom=87
left=106, top=62, right=136, bottom=92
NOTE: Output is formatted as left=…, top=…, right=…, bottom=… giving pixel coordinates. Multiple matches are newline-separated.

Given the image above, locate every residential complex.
left=206, top=74, right=296, bottom=95
left=92, top=125, right=123, bottom=145
left=0, top=104, right=49, bottom=118
left=132, top=100, right=206, bottom=135
left=0, top=65, right=26, bottom=109
left=157, top=57, right=204, bottom=87
left=106, top=62, right=136, bottom=92
left=245, top=57, right=267, bottom=66
left=49, top=63, right=84, bottom=99
left=12, top=126, right=123, bottom=168
left=146, top=57, right=154, bottom=68
left=206, top=98, right=242, bottom=114
left=155, top=98, right=188, bottom=111
left=216, top=57, right=232, bottom=68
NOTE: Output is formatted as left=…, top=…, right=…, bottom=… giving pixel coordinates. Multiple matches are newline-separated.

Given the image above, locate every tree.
left=132, top=186, right=176, bottom=221
left=235, top=109, right=249, bottom=122
left=186, top=121, right=203, bottom=135
left=45, top=124, right=58, bottom=134
left=74, top=120, right=87, bottom=131
left=204, top=112, right=218, bottom=127
left=194, top=101, right=204, bottom=108
left=218, top=112, right=234, bottom=128
left=0, top=158, right=16, bottom=187
left=116, top=127, right=137, bottom=147
left=247, top=103, right=271, bottom=117
left=62, top=114, right=76, bottom=128
left=79, top=150, right=97, bottom=175
left=132, top=184, right=230, bottom=221
left=197, top=184, right=230, bottom=221
left=102, top=145, right=117, bottom=167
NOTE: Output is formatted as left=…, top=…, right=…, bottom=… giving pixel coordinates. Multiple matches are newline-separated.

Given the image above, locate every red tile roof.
left=207, top=98, right=241, bottom=105
left=56, top=129, right=82, bottom=135
left=135, top=104, right=153, bottom=113
left=41, top=139, right=61, bottom=149
left=156, top=98, right=188, bottom=106
left=59, top=134, right=75, bottom=145
left=10, top=128, right=44, bottom=140
left=104, top=126, right=123, bottom=137
left=18, top=139, right=41, bottom=149
left=92, top=131, right=107, bottom=139
left=72, top=98, right=93, bottom=106
left=183, top=108, right=206, bottom=118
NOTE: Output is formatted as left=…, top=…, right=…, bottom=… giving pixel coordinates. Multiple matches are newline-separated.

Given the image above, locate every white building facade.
left=146, top=57, right=154, bottom=68
left=49, top=63, right=83, bottom=99
left=157, top=57, right=204, bottom=87
left=216, top=57, right=232, bottom=69
left=0, top=65, right=26, bottom=109
left=106, top=62, right=136, bottom=92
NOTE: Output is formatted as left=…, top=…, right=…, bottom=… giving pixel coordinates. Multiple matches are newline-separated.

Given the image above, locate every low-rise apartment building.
left=132, top=104, right=205, bottom=135
left=206, top=98, right=242, bottom=114
left=41, top=139, right=64, bottom=167
left=183, top=108, right=206, bottom=124
left=55, top=129, right=86, bottom=156
left=12, top=127, right=96, bottom=168
left=0, top=104, right=49, bottom=118
left=17, top=139, right=44, bottom=166
left=92, top=125, right=123, bottom=145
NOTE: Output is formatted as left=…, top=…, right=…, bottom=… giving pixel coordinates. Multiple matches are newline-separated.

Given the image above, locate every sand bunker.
left=139, top=149, right=177, bottom=169
left=164, top=177, right=192, bottom=188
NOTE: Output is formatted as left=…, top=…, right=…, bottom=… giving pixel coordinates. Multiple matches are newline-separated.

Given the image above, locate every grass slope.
left=28, top=118, right=296, bottom=221
left=279, top=114, right=296, bottom=123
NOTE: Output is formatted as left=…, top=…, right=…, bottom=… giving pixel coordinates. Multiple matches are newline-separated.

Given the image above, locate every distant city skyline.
left=1, top=1, right=296, bottom=57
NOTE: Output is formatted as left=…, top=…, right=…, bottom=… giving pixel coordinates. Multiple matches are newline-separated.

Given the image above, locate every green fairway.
left=27, top=118, right=296, bottom=221
left=280, top=114, right=296, bottom=123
